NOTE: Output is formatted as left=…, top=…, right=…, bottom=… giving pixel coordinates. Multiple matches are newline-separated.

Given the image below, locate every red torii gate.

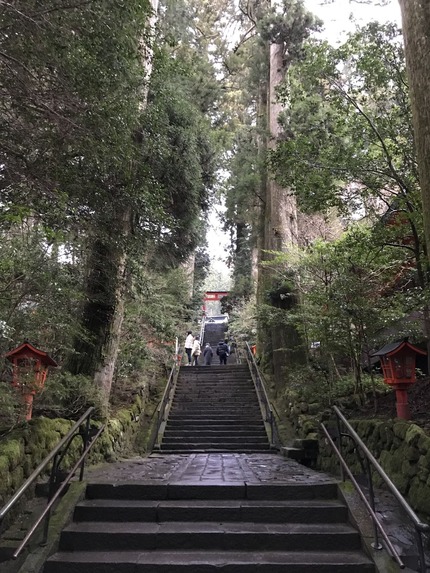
left=203, top=290, right=229, bottom=313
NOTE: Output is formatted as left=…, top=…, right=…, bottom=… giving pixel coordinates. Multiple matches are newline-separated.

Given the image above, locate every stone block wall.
left=285, top=402, right=430, bottom=519
left=0, top=393, right=146, bottom=521
left=319, top=418, right=430, bottom=517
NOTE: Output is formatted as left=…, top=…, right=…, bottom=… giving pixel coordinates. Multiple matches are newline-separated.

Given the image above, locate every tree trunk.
left=68, top=208, right=131, bottom=410
left=398, top=1, right=430, bottom=262
left=264, top=40, right=305, bottom=393
left=266, top=42, right=298, bottom=253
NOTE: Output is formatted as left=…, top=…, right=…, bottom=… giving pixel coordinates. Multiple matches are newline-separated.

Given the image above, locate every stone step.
left=166, top=417, right=263, bottom=423
left=165, top=426, right=265, bottom=433
left=175, top=391, right=252, bottom=396
left=163, top=438, right=269, bottom=448
left=168, top=414, right=260, bottom=420
left=170, top=410, right=260, bottom=415
left=57, top=521, right=362, bottom=552
left=172, top=400, right=256, bottom=404
left=163, top=430, right=267, bottom=437
left=84, top=482, right=339, bottom=501
left=172, top=395, right=255, bottom=401
left=175, top=382, right=254, bottom=386
left=44, top=549, right=375, bottom=573
left=160, top=443, right=271, bottom=451
left=73, top=499, right=348, bottom=523
left=162, top=360, right=269, bottom=454
left=177, top=374, right=250, bottom=378
left=158, top=447, right=273, bottom=454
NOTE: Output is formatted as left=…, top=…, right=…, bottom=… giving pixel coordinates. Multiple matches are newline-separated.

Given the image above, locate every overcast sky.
left=305, top=0, right=401, bottom=42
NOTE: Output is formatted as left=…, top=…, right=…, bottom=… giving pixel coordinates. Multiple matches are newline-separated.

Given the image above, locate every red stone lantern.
left=5, top=342, right=58, bottom=421
left=372, top=339, right=426, bottom=420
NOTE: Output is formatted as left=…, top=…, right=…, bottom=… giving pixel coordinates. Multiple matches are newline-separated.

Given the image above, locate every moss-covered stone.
left=392, top=421, right=408, bottom=440
left=405, top=446, right=421, bottom=463
left=117, top=409, right=132, bottom=429
left=10, top=465, right=24, bottom=490
left=408, top=477, right=430, bottom=514
left=0, top=455, right=10, bottom=486
left=416, top=458, right=429, bottom=483
left=0, top=439, right=24, bottom=470
left=417, top=433, right=430, bottom=455
left=401, top=459, right=418, bottom=479
left=405, top=424, right=424, bottom=447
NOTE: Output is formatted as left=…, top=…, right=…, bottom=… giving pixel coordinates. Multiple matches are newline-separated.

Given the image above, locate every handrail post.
left=415, top=528, right=428, bottom=573
left=269, top=409, right=274, bottom=447
left=336, top=416, right=345, bottom=482
left=79, top=414, right=92, bottom=482
left=366, top=457, right=382, bottom=550
left=42, top=451, right=60, bottom=545
left=244, top=341, right=279, bottom=449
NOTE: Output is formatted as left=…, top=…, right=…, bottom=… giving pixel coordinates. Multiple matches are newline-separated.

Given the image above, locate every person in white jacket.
left=191, top=337, right=201, bottom=366
left=184, top=331, right=194, bottom=365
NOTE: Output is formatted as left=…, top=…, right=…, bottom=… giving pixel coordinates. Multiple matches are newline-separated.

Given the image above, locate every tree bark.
left=68, top=208, right=131, bottom=409
left=266, top=42, right=298, bottom=252
left=398, top=1, right=430, bottom=261
left=398, top=0, right=430, bottom=369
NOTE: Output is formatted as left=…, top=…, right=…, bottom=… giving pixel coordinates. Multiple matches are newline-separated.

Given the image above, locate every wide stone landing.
left=84, top=452, right=337, bottom=484
left=43, top=453, right=376, bottom=573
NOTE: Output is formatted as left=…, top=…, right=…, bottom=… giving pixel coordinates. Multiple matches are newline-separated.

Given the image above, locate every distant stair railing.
left=0, top=406, right=104, bottom=560
left=199, top=315, right=206, bottom=345
left=321, top=406, right=430, bottom=572
left=148, top=356, right=180, bottom=451
left=244, top=342, right=281, bottom=449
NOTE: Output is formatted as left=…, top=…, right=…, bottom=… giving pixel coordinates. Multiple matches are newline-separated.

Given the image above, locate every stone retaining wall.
left=319, top=418, right=430, bottom=517
left=0, top=393, right=146, bottom=520
left=286, top=404, right=430, bottom=519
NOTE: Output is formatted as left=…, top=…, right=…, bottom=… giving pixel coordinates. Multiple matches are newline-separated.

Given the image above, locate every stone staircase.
left=158, top=364, right=271, bottom=453
left=43, top=480, right=375, bottom=573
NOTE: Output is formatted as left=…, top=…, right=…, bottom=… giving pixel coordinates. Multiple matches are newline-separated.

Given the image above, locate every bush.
left=34, top=371, right=104, bottom=420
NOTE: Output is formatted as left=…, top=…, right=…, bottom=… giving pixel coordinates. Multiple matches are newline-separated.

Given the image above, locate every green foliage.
left=140, top=47, right=218, bottom=264
left=259, top=224, right=420, bottom=397
left=36, top=372, right=104, bottom=419
left=114, top=264, right=196, bottom=398
left=1, top=0, right=155, bottom=229
left=258, top=0, right=321, bottom=65
left=272, top=23, right=418, bottom=222
left=284, top=365, right=386, bottom=409
left=227, top=297, right=258, bottom=342
left=0, top=223, right=85, bottom=361
left=0, top=383, right=22, bottom=432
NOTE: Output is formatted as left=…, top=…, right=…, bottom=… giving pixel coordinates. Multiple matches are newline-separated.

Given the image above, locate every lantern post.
left=372, top=340, right=426, bottom=420
left=5, top=342, right=58, bottom=421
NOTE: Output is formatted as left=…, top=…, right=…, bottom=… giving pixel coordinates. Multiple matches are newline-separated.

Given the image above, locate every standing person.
left=203, top=343, right=213, bottom=366
left=216, top=340, right=229, bottom=365
left=191, top=336, right=201, bottom=366
left=184, top=331, right=194, bottom=365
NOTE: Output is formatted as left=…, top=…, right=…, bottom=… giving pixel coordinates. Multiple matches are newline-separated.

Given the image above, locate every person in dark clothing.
left=203, top=343, right=213, bottom=366
left=216, top=340, right=229, bottom=365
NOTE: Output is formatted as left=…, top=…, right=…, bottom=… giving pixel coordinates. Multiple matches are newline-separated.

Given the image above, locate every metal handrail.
left=0, top=407, right=104, bottom=558
left=244, top=342, right=280, bottom=448
left=148, top=359, right=179, bottom=451
left=13, top=424, right=104, bottom=559
left=323, top=406, right=430, bottom=573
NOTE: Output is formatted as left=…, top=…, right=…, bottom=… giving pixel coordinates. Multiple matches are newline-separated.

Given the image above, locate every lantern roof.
left=5, top=341, right=58, bottom=366
left=372, top=339, right=427, bottom=358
